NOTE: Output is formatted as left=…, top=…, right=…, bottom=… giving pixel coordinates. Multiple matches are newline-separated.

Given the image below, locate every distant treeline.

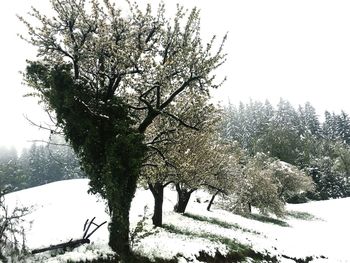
left=2, top=98, right=350, bottom=202
left=221, top=98, right=350, bottom=201
left=0, top=136, right=85, bottom=193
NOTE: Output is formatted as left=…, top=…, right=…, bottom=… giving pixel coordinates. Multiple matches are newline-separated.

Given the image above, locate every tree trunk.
left=109, top=206, right=131, bottom=262
left=149, top=182, right=164, bottom=227
left=108, top=180, right=136, bottom=263
left=248, top=202, right=252, bottom=213
left=174, top=183, right=195, bottom=213
left=107, top=167, right=140, bottom=263
left=207, top=190, right=219, bottom=211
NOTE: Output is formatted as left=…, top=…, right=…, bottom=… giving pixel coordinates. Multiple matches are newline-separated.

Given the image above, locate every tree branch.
left=160, top=76, right=201, bottom=110
left=162, top=111, right=199, bottom=131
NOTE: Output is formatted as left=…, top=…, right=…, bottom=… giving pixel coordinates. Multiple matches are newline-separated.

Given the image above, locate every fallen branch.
left=31, top=218, right=107, bottom=255
left=32, top=238, right=90, bottom=254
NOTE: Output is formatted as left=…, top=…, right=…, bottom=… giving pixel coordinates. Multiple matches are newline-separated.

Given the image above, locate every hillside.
left=4, top=179, right=350, bottom=262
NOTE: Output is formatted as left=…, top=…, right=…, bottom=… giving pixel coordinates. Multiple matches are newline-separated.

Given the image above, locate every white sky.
left=1, top=0, right=350, bottom=151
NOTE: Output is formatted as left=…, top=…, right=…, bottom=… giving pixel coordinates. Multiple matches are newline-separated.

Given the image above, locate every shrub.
left=0, top=188, right=30, bottom=262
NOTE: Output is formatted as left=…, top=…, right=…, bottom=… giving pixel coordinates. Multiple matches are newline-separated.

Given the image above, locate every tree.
left=335, top=111, right=350, bottom=144
left=322, top=111, right=337, bottom=141
left=221, top=100, right=274, bottom=155
left=20, top=144, right=51, bottom=187
left=257, top=99, right=301, bottom=165
left=227, top=152, right=313, bottom=217
left=16, top=139, right=84, bottom=189
left=140, top=115, right=177, bottom=227
left=142, top=103, right=223, bottom=225
left=0, top=185, right=29, bottom=262
left=0, top=147, right=29, bottom=193
left=221, top=99, right=350, bottom=202
left=20, top=0, right=226, bottom=259
left=228, top=153, right=284, bottom=216
left=322, top=111, right=350, bottom=144
left=308, top=140, right=350, bottom=199
left=297, top=102, right=321, bottom=137
left=206, top=141, right=244, bottom=212
left=45, top=135, right=85, bottom=180
left=0, top=159, right=26, bottom=193
left=167, top=108, right=226, bottom=214
left=270, top=160, right=314, bottom=202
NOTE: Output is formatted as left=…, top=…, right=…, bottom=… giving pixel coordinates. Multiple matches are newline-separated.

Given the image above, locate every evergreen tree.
left=257, top=99, right=301, bottom=165
left=0, top=158, right=26, bottom=193
left=295, top=102, right=321, bottom=168
left=307, top=140, right=350, bottom=199
left=221, top=99, right=273, bottom=155
left=321, top=111, right=350, bottom=146
left=335, top=111, right=350, bottom=144
left=297, top=102, right=321, bottom=137
left=20, top=144, right=51, bottom=187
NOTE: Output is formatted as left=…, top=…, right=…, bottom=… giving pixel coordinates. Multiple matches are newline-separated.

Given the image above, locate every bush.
left=0, top=189, right=29, bottom=262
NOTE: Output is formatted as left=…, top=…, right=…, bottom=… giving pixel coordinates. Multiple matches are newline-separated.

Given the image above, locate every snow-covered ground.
left=4, top=179, right=350, bottom=262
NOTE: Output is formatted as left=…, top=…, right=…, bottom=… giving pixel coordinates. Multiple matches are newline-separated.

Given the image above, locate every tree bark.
left=109, top=207, right=131, bottom=262
left=108, top=175, right=138, bottom=263
left=207, top=190, right=219, bottom=211
left=174, top=183, right=195, bottom=213
left=149, top=182, right=164, bottom=227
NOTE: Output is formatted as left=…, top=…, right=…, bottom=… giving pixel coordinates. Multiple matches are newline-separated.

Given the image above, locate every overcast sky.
left=1, top=0, right=350, bottom=151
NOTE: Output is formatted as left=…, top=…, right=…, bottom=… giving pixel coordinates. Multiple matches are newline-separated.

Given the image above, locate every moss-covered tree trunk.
left=149, top=182, right=164, bottom=227
left=99, top=134, right=144, bottom=262
left=108, top=176, right=138, bottom=261
left=92, top=155, right=143, bottom=261
left=174, top=183, right=195, bottom=213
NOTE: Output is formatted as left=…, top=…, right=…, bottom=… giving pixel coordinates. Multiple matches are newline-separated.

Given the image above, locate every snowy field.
left=4, top=179, right=350, bottom=262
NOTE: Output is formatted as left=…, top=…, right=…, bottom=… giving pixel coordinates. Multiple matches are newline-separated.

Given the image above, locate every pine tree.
left=336, top=111, right=350, bottom=144
left=323, top=111, right=338, bottom=141
left=221, top=99, right=273, bottom=155
left=298, top=102, right=321, bottom=137
left=257, top=99, right=301, bottom=164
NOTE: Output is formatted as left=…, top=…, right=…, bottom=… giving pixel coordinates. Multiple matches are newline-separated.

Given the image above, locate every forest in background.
left=221, top=98, right=350, bottom=201
left=0, top=135, right=85, bottom=193
left=2, top=98, right=350, bottom=203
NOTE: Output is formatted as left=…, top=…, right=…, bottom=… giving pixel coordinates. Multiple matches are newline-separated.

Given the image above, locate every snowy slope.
left=4, top=179, right=350, bottom=262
